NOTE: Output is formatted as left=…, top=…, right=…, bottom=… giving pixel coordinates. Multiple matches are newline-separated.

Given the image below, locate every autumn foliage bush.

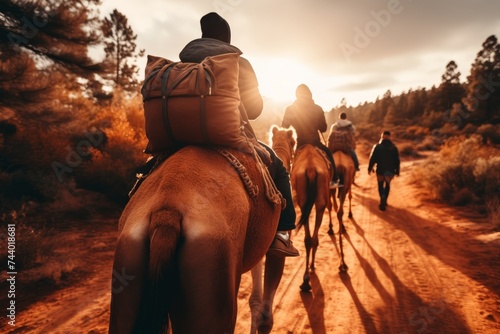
left=72, top=93, right=148, bottom=204
left=414, top=135, right=500, bottom=209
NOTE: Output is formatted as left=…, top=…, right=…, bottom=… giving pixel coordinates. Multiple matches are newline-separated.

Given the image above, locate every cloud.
left=100, top=0, right=500, bottom=106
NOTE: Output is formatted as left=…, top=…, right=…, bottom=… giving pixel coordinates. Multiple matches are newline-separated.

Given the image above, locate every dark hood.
left=179, top=38, right=242, bottom=63
left=201, top=12, right=231, bottom=44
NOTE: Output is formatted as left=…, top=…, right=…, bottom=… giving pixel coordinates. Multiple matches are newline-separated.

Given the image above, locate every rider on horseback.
left=281, top=84, right=341, bottom=189
left=329, top=112, right=360, bottom=171
left=135, top=13, right=299, bottom=257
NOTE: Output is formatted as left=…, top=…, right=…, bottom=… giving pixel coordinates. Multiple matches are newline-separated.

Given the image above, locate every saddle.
left=295, top=145, right=332, bottom=171
left=128, top=145, right=283, bottom=210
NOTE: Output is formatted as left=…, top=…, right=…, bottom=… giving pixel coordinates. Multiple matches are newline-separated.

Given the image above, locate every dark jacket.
left=281, top=85, right=327, bottom=147
left=368, top=139, right=400, bottom=175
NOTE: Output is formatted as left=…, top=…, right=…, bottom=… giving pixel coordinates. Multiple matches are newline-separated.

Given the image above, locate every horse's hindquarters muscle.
left=109, top=146, right=280, bottom=333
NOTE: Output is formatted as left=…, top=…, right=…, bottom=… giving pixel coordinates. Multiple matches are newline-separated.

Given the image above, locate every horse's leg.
left=328, top=189, right=336, bottom=235
left=300, top=217, right=313, bottom=292
left=169, top=224, right=241, bottom=333
left=310, top=205, right=325, bottom=271
left=109, top=218, right=149, bottom=334
left=257, top=255, right=286, bottom=334
left=336, top=195, right=349, bottom=272
left=249, top=259, right=264, bottom=334
left=337, top=189, right=347, bottom=234
left=348, top=185, right=353, bottom=218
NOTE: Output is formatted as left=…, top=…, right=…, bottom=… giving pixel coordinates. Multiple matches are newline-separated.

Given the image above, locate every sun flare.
left=248, top=55, right=352, bottom=110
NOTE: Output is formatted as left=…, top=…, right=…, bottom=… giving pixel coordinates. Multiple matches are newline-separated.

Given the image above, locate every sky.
left=98, top=0, right=500, bottom=111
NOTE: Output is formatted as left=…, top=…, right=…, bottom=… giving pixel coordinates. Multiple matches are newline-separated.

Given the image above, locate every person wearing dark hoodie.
left=330, top=112, right=360, bottom=171
left=368, top=131, right=400, bottom=211
left=281, top=84, right=341, bottom=188
left=179, top=12, right=299, bottom=257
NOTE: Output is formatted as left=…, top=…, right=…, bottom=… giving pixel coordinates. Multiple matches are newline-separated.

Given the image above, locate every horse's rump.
left=332, top=150, right=355, bottom=184
left=291, top=145, right=331, bottom=227
left=125, top=146, right=281, bottom=270
left=112, top=145, right=281, bottom=333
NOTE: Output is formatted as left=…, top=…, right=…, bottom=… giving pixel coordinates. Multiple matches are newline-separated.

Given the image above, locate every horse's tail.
left=336, top=162, right=347, bottom=186
left=145, top=209, right=182, bottom=333
left=296, top=167, right=317, bottom=230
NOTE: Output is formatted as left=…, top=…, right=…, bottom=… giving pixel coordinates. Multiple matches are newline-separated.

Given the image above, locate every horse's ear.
left=286, top=130, right=293, bottom=137
left=272, top=126, right=278, bottom=134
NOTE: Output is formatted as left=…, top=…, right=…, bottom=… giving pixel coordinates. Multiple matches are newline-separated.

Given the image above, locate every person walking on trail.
left=368, top=131, right=400, bottom=211
left=281, top=84, right=341, bottom=189
left=329, top=112, right=360, bottom=171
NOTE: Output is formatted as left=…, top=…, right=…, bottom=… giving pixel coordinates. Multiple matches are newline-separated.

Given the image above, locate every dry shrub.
left=450, top=188, right=474, bottom=206
left=462, top=123, right=478, bottom=135
left=75, top=95, right=148, bottom=204
left=355, top=124, right=381, bottom=143
left=399, top=126, right=429, bottom=141
left=413, top=135, right=500, bottom=209
left=485, top=198, right=500, bottom=230
left=416, top=136, right=440, bottom=151
left=0, top=205, right=55, bottom=269
left=399, top=142, right=422, bottom=158
left=439, top=122, right=461, bottom=137
left=477, top=124, right=500, bottom=144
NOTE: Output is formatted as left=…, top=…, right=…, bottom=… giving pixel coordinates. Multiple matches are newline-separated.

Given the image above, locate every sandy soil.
left=2, top=157, right=499, bottom=334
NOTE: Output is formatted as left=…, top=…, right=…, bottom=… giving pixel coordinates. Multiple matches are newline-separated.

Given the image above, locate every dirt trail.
left=2, top=158, right=499, bottom=334
left=235, top=158, right=500, bottom=334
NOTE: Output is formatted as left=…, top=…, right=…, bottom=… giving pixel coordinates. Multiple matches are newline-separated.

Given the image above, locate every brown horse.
left=108, top=145, right=282, bottom=334
left=292, top=144, right=332, bottom=292
left=248, top=126, right=296, bottom=334
left=270, top=127, right=295, bottom=173
left=328, top=150, right=355, bottom=272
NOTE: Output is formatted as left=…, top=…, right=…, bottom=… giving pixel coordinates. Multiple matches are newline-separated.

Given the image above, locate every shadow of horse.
left=300, top=272, right=327, bottom=334
left=342, top=217, right=471, bottom=334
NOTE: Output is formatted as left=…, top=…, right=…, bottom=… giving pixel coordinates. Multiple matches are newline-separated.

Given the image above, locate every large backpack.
left=328, top=128, right=355, bottom=154
left=141, top=53, right=253, bottom=154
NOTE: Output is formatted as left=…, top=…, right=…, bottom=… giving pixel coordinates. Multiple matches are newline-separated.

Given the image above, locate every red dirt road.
left=235, top=158, right=500, bottom=334
left=2, top=158, right=499, bottom=333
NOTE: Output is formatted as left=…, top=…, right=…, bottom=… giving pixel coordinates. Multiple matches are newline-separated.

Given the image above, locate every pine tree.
left=463, top=35, right=500, bottom=124
left=0, top=0, right=102, bottom=76
left=437, top=61, right=466, bottom=113
left=0, top=0, right=103, bottom=114
left=101, top=9, right=144, bottom=92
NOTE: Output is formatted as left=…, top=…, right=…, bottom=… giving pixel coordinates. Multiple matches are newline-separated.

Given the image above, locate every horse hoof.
left=348, top=212, right=353, bottom=219
left=340, top=225, right=347, bottom=234
left=300, top=281, right=311, bottom=292
left=327, top=228, right=334, bottom=235
left=257, top=314, right=273, bottom=334
left=339, top=263, right=349, bottom=272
